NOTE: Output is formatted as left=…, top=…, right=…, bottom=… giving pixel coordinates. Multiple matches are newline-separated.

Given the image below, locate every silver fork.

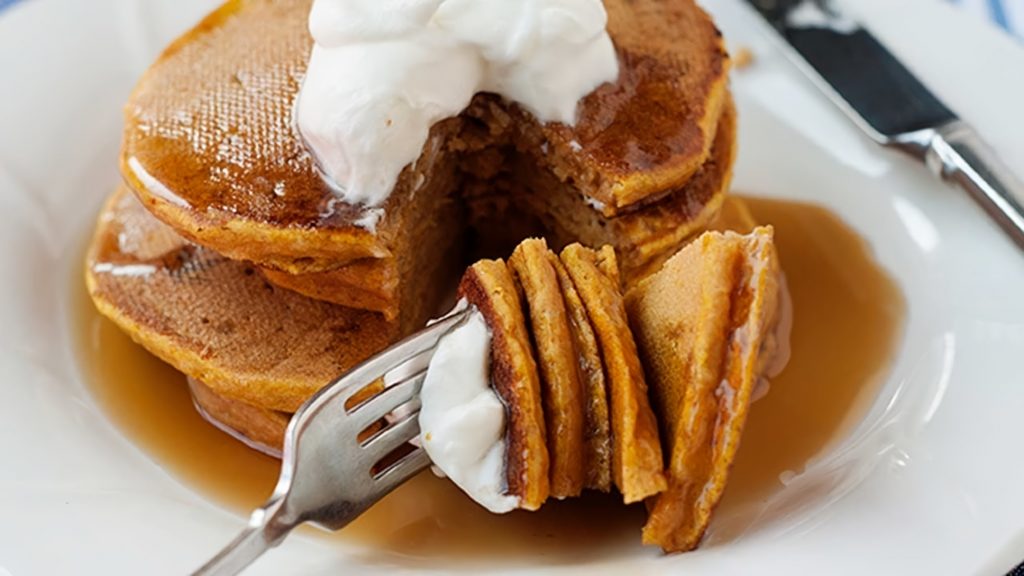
left=191, top=305, right=471, bottom=575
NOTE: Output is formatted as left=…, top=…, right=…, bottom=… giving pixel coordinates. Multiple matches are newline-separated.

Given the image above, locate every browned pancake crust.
left=549, top=254, right=613, bottom=492
left=509, top=239, right=586, bottom=499
left=458, top=260, right=550, bottom=510
left=121, top=0, right=728, bottom=276
left=512, top=97, right=737, bottom=282
left=260, top=259, right=399, bottom=319
left=559, top=244, right=666, bottom=504
left=533, top=0, right=730, bottom=213
left=86, top=187, right=400, bottom=412
left=624, top=191, right=755, bottom=290
left=189, top=377, right=290, bottom=451
left=625, top=227, right=782, bottom=552
left=189, top=377, right=386, bottom=453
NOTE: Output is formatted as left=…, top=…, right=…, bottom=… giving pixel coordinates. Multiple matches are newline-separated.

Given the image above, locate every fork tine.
left=373, top=448, right=431, bottom=493
left=313, top=308, right=469, bottom=409
left=349, top=370, right=427, bottom=429
left=362, top=412, right=421, bottom=456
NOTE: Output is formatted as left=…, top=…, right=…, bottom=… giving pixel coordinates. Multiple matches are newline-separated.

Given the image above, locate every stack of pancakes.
left=85, top=0, right=787, bottom=553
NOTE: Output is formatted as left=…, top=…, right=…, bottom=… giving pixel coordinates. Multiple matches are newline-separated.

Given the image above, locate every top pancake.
left=121, top=0, right=729, bottom=272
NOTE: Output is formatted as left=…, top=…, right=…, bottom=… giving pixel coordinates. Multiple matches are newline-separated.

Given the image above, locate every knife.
left=743, top=0, right=1024, bottom=249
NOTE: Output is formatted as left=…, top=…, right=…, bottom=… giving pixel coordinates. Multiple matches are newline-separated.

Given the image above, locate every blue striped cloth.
left=953, top=0, right=1023, bottom=37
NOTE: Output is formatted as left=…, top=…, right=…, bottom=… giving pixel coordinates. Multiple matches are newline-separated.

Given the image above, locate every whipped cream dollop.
left=418, top=303, right=518, bottom=513
left=297, top=0, right=619, bottom=207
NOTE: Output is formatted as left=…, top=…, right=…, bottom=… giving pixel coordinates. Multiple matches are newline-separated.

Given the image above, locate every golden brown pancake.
left=624, top=191, right=756, bottom=290
left=549, top=254, right=613, bottom=492
left=509, top=239, right=586, bottom=499
left=458, top=259, right=550, bottom=510
left=625, top=227, right=784, bottom=552
left=259, top=260, right=398, bottom=320
left=559, top=244, right=666, bottom=504
left=188, top=376, right=388, bottom=454
left=85, top=186, right=401, bottom=412
left=120, top=0, right=729, bottom=305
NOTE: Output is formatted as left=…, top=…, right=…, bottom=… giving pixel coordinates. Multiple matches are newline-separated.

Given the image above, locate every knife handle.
left=920, top=121, right=1024, bottom=249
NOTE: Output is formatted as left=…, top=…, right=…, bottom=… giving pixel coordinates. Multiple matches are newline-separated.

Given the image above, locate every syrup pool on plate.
left=72, top=197, right=905, bottom=559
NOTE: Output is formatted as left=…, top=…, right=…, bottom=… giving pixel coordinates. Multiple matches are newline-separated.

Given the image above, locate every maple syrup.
left=72, top=197, right=905, bottom=557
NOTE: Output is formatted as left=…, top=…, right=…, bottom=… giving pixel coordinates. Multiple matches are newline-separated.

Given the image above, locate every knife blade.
left=744, top=0, right=1024, bottom=249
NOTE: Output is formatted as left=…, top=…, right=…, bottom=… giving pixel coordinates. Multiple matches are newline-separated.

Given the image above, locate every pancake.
left=624, top=191, right=757, bottom=289
left=559, top=244, right=666, bottom=504
left=508, top=97, right=736, bottom=283
left=549, top=254, right=613, bottom=492
left=120, top=0, right=729, bottom=308
left=188, top=376, right=388, bottom=455
left=624, top=227, right=785, bottom=552
left=457, top=259, right=550, bottom=510
left=189, top=377, right=289, bottom=453
left=85, top=186, right=401, bottom=412
left=509, top=239, right=586, bottom=499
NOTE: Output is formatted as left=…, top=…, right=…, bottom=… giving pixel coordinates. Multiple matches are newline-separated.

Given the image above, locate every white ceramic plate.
left=2, top=0, right=1024, bottom=574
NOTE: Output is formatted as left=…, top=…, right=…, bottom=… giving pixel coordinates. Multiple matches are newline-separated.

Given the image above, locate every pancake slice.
left=559, top=244, right=667, bottom=504
left=509, top=239, right=586, bottom=499
left=624, top=193, right=758, bottom=290
left=625, top=227, right=785, bottom=553
left=512, top=97, right=737, bottom=284
left=260, top=260, right=399, bottom=320
left=188, top=376, right=386, bottom=455
left=458, top=259, right=550, bottom=510
left=189, top=377, right=290, bottom=454
left=86, top=187, right=401, bottom=412
left=549, top=254, right=612, bottom=492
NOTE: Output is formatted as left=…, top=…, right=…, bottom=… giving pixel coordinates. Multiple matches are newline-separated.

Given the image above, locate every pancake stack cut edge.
left=626, top=226, right=785, bottom=553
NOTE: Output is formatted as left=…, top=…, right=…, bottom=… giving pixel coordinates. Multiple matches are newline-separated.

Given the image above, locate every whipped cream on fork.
left=297, top=0, right=619, bottom=208
left=418, top=302, right=518, bottom=513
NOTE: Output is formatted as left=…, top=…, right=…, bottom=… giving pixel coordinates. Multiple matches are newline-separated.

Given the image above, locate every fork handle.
left=192, top=504, right=295, bottom=576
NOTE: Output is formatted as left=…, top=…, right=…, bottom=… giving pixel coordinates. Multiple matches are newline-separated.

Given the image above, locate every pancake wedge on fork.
left=626, top=227, right=787, bottom=553
left=559, top=244, right=667, bottom=504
